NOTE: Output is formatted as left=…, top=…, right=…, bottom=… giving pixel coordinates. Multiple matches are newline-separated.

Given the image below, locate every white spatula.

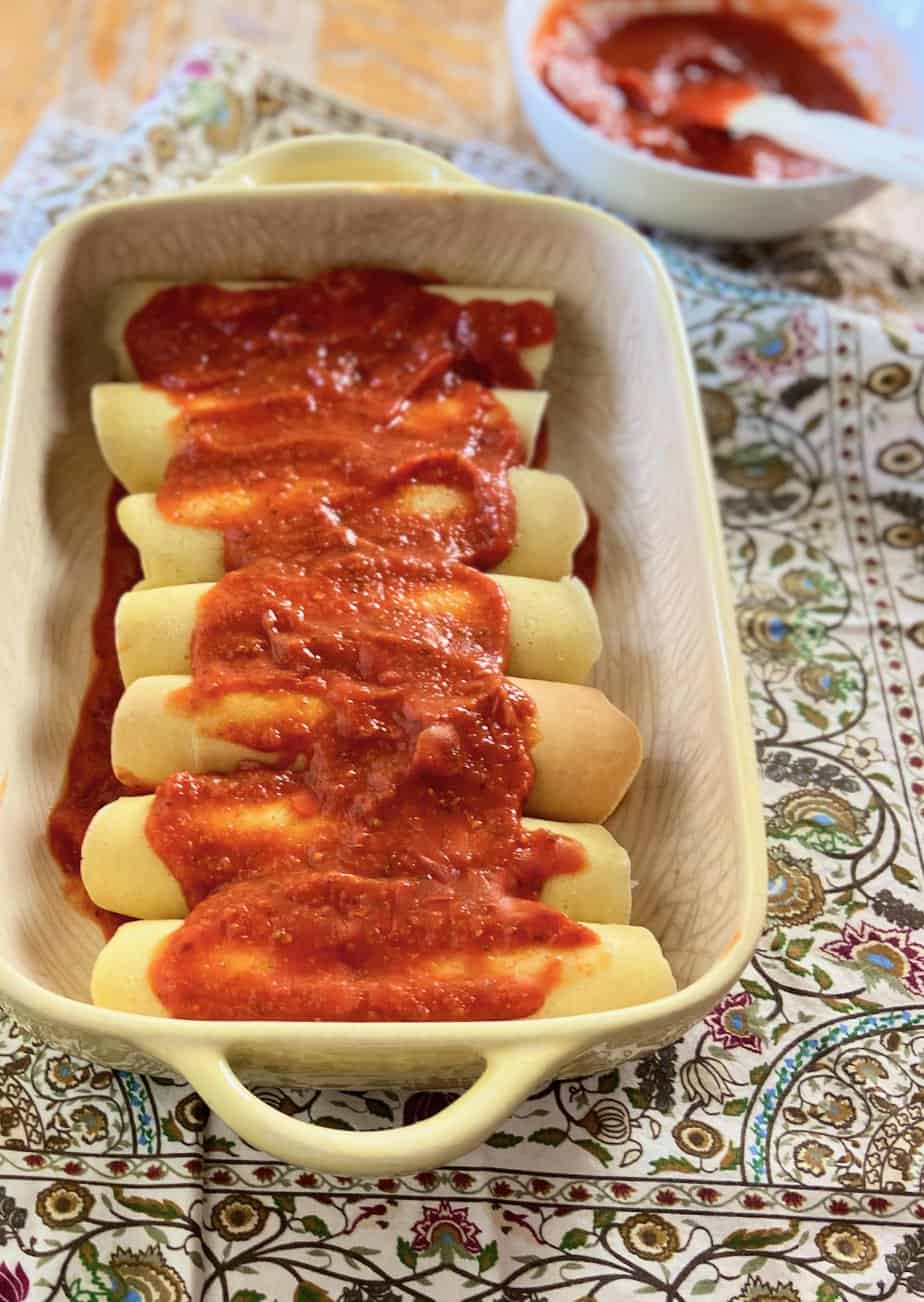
left=680, top=81, right=924, bottom=188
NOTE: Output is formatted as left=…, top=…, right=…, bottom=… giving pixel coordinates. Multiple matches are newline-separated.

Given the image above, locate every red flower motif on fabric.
left=868, top=1197, right=890, bottom=1214
left=705, top=992, right=762, bottom=1053
left=0, top=1264, right=28, bottom=1302
left=829, top=1198, right=850, bottom=1215
left=742, top=1194, right=766, bottom=1209
left=610, top=1183, right=634, bottom=1199
left=410, top=1201, right=482, bottom=1257
left=782, top=1191, right=805, bottom=1208
left=696, top=1187, right=719, bottom=1204
left=656, top=1190, right=678, bottom=1206
left=820, top=921, right=924, bottom=994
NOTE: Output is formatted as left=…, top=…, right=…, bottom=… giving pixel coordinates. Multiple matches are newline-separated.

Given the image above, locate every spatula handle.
left=733, top=94, right=924, bottom=189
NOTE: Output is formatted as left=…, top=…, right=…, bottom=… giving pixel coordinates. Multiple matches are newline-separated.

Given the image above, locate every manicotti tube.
left=110, top=675, right=642, bottom=824
left=90, top=918, right=675, bottom=1020
left=114, top=573, right=602, bottom=688
left=91, top=383, right=548, bottom=493
left=105, top=282, right=555, bottom=385
left=81, top=795, right=631, bottom=925
left=115, top=466, right=587, bottom=588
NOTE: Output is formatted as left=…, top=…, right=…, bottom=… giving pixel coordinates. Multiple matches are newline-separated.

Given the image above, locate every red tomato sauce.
left=127, top=271, right=554, bottom=570
left=109, top=271, right=598, bottom=1022
left=46, top=485, right=145, bottom=938
left=149, top=548, right=585, bottom=883
left=534, top=4, right=870, bottom=180
left=153, top=871, right=588, bottom=1022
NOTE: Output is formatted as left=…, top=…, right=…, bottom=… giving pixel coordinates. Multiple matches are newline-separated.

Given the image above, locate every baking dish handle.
left=205, top=134, right=481, bottom=190
left=157, top=1038, right=581, bottom=1176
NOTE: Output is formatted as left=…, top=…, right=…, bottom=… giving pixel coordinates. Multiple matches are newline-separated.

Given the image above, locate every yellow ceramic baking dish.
left=0, top=135, right=765, bottom=1175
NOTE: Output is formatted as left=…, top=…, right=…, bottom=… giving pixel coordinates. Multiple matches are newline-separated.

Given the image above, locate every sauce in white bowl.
left=507, top=0, right=924, bottom=239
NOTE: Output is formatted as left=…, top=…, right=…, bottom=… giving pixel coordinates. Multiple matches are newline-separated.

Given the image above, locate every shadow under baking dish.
left=0, top=181, right=764, bottom=1085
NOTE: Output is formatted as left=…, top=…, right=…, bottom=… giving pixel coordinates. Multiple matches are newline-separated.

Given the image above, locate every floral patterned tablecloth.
left=1, top=42, right=924, bottom=1302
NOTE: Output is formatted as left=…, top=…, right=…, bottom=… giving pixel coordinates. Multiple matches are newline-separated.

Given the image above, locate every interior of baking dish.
left=0, top=184, right=763, bottom=1039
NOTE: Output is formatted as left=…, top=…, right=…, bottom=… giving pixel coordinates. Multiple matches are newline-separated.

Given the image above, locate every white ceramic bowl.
left=0, top=136, right=765, bottom=1175
left=507, top=0, right=924, bottom=240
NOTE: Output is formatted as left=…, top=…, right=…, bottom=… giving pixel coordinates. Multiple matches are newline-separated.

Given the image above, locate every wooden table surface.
left=0, top=0, right=920, bottom=250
